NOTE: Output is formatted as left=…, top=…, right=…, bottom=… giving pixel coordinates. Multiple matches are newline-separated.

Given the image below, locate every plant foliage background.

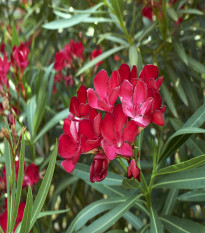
left=0, top=0, right=205, bottom=232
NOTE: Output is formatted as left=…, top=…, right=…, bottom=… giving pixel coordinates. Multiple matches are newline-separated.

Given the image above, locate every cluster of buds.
left=58, top=64, right=165, bottom=182
left=53, top=40, right=103, bottom=93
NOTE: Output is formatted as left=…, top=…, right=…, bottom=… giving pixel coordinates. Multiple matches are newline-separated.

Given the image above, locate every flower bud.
left=127, top=159, right=140, bottom=181
left=90, top=154, right=109, bottom=183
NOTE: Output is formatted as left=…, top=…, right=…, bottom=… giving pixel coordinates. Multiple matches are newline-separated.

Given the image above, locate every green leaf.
left=78, top=195, right=140, bottom=233
left=11, top=136, right=25, bottom=231
left=160, top=127, right=205, bottom=162
left=156, top=154, right=205, bottom=176
left=83, top=17, right=114, bottom=23
left=173, top=41, right=188, bottom=65
left=123, top=211, right=143, bottom=230
left=38, top=209, right=70, bottom=219
left=162, top=189, right=179, bottom=216
left=26, top=96, right=36, bottom=138
left=29, top=142, right=58, bottom=230
left=134, top=22, right=157, bottom=43
left=129, top=45, right=138, bottom=67
left=4, top=137, right=12, bottom=194
left=52, top=2, right=104, bottom=14
left=71, top=163, right=123, bottom=186
left=136, top=224, right=150, bottom=233
left=76, top=45, right=127, bottom=76
left=167, top=8, right=178, bottom=21
left=160, top=84, right=178, bottom=118
left=66, top=197, right=126, bottom=233
left=43, top=14, right=90, bottom=29
left=0, top=156, right=5, bottom=163
left=150, top=207, right=163, bottom=233
left=110, top=0, right=124, bottom=23
left=178, top=190, right=205, bottom=202
left=97, top=34, right=129, bottom=45
left=161, top=216, right=205, bottom=233
left=19, top=186, right=33, bottom=233
left=34, top=109, right=69, bottom=142
left=179, top=9, right=204, bottom=15
left=154, top=166, right=205, bottom=189
left=122, top=178, right=139, bottom=190
left=188, top=57, right=205, bottom=75
left=12, top=22, right=20, bottom=47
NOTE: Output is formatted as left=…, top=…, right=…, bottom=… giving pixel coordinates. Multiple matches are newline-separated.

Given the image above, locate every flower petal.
left=61, top=159, right=75, bottom=173
left=87, top=88, right=100, bottom=109
left=77, top=85, right=87, bottom=104
left=101, top=139, right=117, bottom=160
left=133, top=80, right=148, bottom=107
left=152, top=110, right=164, bottom=126
left=100, top=113, right=114, bottom=144
left=113, top=104, right=127, bottom=137
left=70, top=97, right=80, bottom=117
left=118, top=63, right=130, bottom=81
left=119, top=80, right=133, bottom=104
left=109, top=86, right=120, bottom=106
left=108, top=70, right=120, bottom=96
left=122, top=121, right=138, bottom=143
left=94, top=69, right=109, bottom=100
left=140, top=65, right=159, bottom=82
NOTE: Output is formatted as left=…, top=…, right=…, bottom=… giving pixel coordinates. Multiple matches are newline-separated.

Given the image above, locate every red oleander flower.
left=118, top=63, right=137, bottom=84
left=0, top=202, right=25, bottom=233
left=91, top=47, right=103, bottom=67
left=87, top=69, right=121, bottom=112
left=90, top=153, right=109, bottom=183
left=120, top=65, right=165, bottom=127
left=58, top=110, right=101, bottom=173
left=54, top=50, right=65, bottom=71
left=11, top=43, right=29, bottom=73
left=142, top=6, right=153, bottom=22
left=100, top=104, right=138, bottom=160
left=127, top=159, right=140, bottom=181
left=0, top=54, right=10, bottom=91
left=70, top=85, right=90, bottom=118
left=69, top=40, right=84, bottom=60
left=25, top=163, right=40, bottom=186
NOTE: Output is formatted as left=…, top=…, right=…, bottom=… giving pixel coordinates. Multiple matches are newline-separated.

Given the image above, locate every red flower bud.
left=90, top=154, right=109, bottom=183
left=127, top=159, right=140, bottom=181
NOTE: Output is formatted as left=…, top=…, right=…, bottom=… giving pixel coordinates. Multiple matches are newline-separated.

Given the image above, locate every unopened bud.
left=3, top=96, right=9, bottom=110
left=11, top=124, right=17, bottom=138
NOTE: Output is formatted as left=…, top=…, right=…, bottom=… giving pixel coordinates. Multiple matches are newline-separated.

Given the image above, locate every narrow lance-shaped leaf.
left=66, top=197, right=126, bottom=233
left=11, top=135, right=25, bottom=231
left=166, top=8, right=178, bottom=21
left=78, top=194, right=140, bottom=233
left=43, top=14, right=90, bottom=30
left=29, top=141, right=58, bottom=231
left=178, top=190, right=205, bottom=202
left=173, top=41, right=188, bottom=65
left=19, top=186, right=33, bottom=233
left=156, top=154, right=205, bottom=176
left=162, top=189, right=179, bottom=216
left=154, top=166, right=205, bottom=189
left=161, top=216, right=205, bottom=233
left=159, top=127, right=205, bottom=162
left=150, top=207, right=163, bottom=233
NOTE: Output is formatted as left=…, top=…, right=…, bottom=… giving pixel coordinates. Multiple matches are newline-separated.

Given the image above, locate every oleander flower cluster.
left=53, top=40, right=103, bottom=93
left=58, top=64, right=165, bottom=182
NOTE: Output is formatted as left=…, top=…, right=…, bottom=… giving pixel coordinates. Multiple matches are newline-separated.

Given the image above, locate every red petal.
left=139, top=65, right=159, bottom=82
left=152, top=110, right=164, bottom=126
left=108, top=70, right=121, bottom=96
left=156, top=76, right=163, bottom=89
left=101, top=140, right=117, bottom=160
left=133, top=80, right=147, bottom=107
left=100, top=113, right=114, bottom=144
left=97, top=99, right=113, bottom=112
left=77, top=85, right=87, bottom=104
left=58, top=134, right=79, bottom=158
left=94, top=69, right=109, bottom=100
left=118, top=63, right=130, bottom=82
left=152, top=92, right=162, bottom=111
left=139, top=97, right=153, bottom=115
left=61, top=159, right=75, bottom=173
left=122, top=121, right=138, bottom=143
left=69, top=97, right=79, bottom=116
left=133, top=116, right=151, bottom=127
left=119, top=80, right=133, bottom=104
left=94, top=112, right=102, bottom=136
left=115, top=143, right=133, bottom=157
left=79, top=119, right=96, bottom=139
left=87, top=88, right=100, bottom=109
left=79, top=103, right=90, bottom=116
left=130, top=65, right=138, bottom=80
left=113, top=104, right=127, bottom=137
left=109, top=86, right=120, bottom=106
